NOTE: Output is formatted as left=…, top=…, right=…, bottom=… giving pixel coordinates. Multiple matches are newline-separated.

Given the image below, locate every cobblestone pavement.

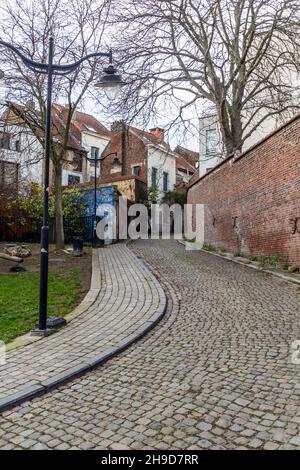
left=0, top=244, right=164, bottom=403
left=0, top=239, right=300, bottom=450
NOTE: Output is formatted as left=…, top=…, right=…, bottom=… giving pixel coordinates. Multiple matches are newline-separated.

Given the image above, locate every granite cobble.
left=0, top=244, right=165, bottom=406
left=0, top=239, right=300, bottom=449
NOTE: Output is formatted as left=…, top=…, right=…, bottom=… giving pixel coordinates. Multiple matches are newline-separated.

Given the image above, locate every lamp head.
left=95, top=64, right=125, bottom=100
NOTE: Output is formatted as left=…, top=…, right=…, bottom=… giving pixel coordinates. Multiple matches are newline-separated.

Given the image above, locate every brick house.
left=100, top=122, right=177, bottom=201
left=52, top=104, right=110, bottom=186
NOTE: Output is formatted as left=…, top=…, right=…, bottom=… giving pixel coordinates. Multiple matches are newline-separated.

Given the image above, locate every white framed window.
left=68, top=174, right=80, bottom=185
left=132, top=165, right=141, bottom=176
left=151, top=167, right=157, bottom=188
left=90, top=146, right=99, bottom=167
left=163, top=171, right=168, bottom=192
left=205, top=128, right=218, bottom=155
left=0, top=131, right=10, bottom=150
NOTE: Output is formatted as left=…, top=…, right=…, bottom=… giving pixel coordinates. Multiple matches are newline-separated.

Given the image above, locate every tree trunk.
left=54, top=162, right=64, bottom=250
left=230, top=106, right=243, bottom=153
left=216, top=102, right=243, bottom=156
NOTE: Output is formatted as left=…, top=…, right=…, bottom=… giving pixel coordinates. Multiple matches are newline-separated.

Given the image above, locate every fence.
left=0, top=215, right=94, bottom=244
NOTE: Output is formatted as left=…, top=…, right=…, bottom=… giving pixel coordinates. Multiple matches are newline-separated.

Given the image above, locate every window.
left=72, top=152, right=83, bottom=172
left=0, top=160, right=18, bottom=189
left=15, top=139, right=21, bottom=152
left=163, top=171, right=169, bottom=192
left=68, top=174, right=80, bottom=186
left=0, top=132, right=10, bottom=150
left=151, top=167, right=157, bottom=188
left=205, top=128, right=218, bottom=155
left=132, top=165, right=141, bottom=176
left=90, top=146, right=99, bottom=167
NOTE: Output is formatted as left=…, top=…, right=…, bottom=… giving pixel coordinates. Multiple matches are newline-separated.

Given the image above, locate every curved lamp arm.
left=0, top=39, right=48, bottom=71
left=52, top=50, right=112, bottom=73
left=0, top=39, right=113, bottom=75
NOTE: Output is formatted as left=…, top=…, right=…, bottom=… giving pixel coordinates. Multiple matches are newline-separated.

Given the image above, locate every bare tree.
left=0, top=0, right=112, bottom=248
left=109, top=0, right=300, bottom=154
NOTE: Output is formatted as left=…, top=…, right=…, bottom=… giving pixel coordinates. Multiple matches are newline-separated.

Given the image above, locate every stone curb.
left=177, top=240, right=300, bottom=287
left=0, top=245, right=167, bottom=413
left=5, top=249, right=100, bottom=353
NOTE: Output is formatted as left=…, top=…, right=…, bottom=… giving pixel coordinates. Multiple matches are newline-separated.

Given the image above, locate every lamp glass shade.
left=103, top=84, right=122, bottom=100
left=95, top=64, right=125, bottom=100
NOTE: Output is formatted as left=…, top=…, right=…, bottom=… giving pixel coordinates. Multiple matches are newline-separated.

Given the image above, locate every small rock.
left=249, top=438, right=263, bottom=449
left=216, top=417, right=231, bottom=428
left=288, top=265, right=299, bottom=273
left=197, top=422, right=212, bottom=431
left=264, top=442, right=280, bottom=450
left=198, top=439, right=212, bottom=449
left=289, top=436, right=300, bottom=446
left=150, top=421, right=162, bottom=430
left=4, top=245, right=31, bottom=258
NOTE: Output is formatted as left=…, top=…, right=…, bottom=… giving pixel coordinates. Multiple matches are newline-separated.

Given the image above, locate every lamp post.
left=83, top=151, right=117, bottom=247
left=0, top=38, right=125, bottom=335
left=84, top=151, right=102, bottom=248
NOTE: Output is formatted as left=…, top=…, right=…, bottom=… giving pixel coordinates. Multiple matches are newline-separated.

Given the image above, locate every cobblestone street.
left=0, top=239, right=300, bottom=450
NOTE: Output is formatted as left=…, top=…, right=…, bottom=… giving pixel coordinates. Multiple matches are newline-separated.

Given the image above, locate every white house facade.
left=146, top=144, right=177, bottom=201
left=81, top=130, right=110, bottom=182
left=0, top=123, right=43, bottom=186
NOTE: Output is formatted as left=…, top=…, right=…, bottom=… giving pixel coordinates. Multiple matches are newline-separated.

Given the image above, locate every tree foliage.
left=0, top=0, right=113, bottom=247
left=3, top=183, right=87, bottom=228
left=161, top=187, right=187, bottom=207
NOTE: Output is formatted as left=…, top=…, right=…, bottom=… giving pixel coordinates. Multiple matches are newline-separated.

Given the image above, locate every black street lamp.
left=0, top=37, right=125, bottom=335
left=84, top=151, right=102, bottom=248
left=83, top=151, right=117, bottom=248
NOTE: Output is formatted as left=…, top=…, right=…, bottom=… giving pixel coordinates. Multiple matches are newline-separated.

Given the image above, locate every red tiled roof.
left=2, top=103, right=109, bottom=153
left=53, top=104, right=109, bottom=140
left=129, top=126, right=171, bottom=151
left=176, top=155, right=195, bottom=174
left=52, top=104, right=110, bottom=152
left=174, top=145, right=199, bottom=167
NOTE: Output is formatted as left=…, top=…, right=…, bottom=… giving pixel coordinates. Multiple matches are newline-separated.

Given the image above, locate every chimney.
left=149, top=127, right=165, bottom=142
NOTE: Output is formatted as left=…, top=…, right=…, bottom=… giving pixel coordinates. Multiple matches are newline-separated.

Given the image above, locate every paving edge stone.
left=177, top=240, right=300, bottom=287
left=0, top=245, right=167, bottom=413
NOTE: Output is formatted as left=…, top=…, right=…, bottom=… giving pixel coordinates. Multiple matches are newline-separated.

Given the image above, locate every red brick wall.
left=101, top=124, right=148, bottom=181
left=187, top=115, right=300, bottom=264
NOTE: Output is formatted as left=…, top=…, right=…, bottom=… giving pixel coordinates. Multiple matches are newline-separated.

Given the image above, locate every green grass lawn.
left=0, top=270, right=81, bottom=343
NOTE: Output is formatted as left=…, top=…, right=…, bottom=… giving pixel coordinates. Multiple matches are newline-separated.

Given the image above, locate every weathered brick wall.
left=101, top=124, right=148, bottom=181
left=187, top=114, right=300, bottom=264
left=77, top=175, right=147, bottom=203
